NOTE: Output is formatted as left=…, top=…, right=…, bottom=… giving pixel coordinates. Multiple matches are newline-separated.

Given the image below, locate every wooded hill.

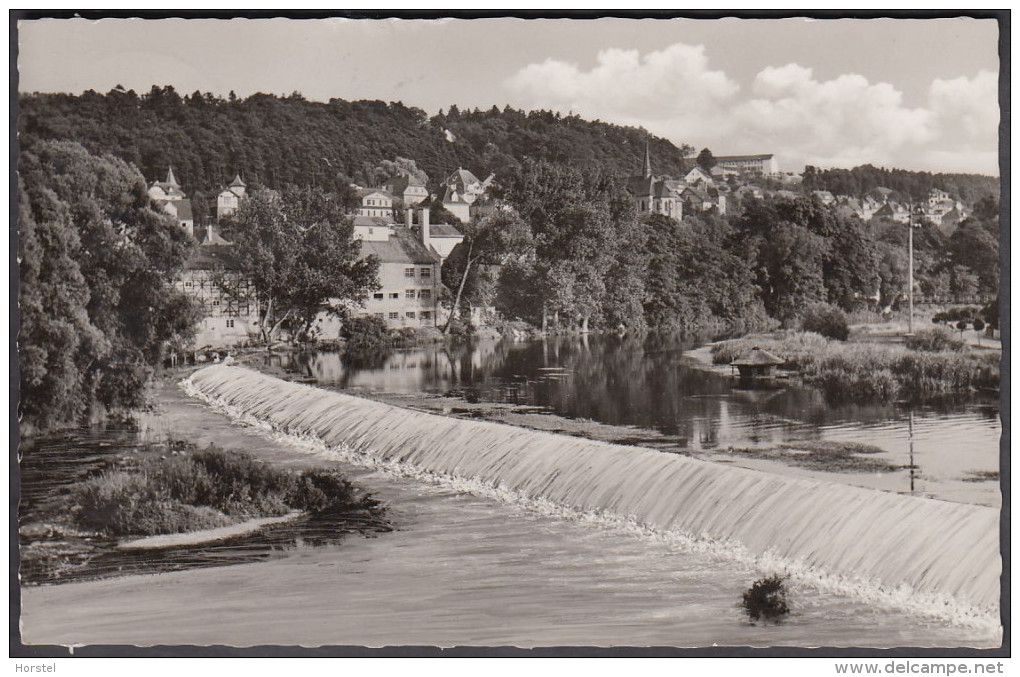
left=18, top=87, right=694, bottom=195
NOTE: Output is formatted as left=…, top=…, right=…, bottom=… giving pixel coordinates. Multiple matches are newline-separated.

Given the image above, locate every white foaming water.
left=184, top=366, right=1001, bottom=629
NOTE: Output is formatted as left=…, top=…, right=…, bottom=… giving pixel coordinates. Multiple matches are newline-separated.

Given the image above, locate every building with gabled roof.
left=148, top=167, right=195, bottom=236
left=353, top=208, right=442, bottom=330
left=216, top=173, right=248, bottom=220
left=385, top=173, right=430, bottom=206
left=176, top=223, right=258, bottom=348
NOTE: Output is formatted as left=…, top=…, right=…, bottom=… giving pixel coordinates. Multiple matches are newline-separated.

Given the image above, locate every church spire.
left=166, top=165, right=179, bottom=187
left=643, top=140, right=652, bottom=179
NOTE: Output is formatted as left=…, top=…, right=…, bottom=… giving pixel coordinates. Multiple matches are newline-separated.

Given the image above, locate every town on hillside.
left=147, top=146, right=982, bottom=352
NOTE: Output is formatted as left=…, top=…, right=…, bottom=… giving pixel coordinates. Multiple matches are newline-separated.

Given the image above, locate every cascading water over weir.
left=186, top=365, right=1000, bottom=615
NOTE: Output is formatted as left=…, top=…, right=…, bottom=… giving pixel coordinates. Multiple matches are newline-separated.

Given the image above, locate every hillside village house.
left=357, top=189, right=395, bottom=218
left=148, top=167, right=195, bottom=236
left=176, top=226, right=259, bottom=348
left=715, top=153, right=780, bottom=176
left=216, top=174, right=247, bottom=220
left=440, top=167, right=494, bottom=222
left=350, top=206, right=442, bottom=329
left=384, top=173, right=429, bottom=206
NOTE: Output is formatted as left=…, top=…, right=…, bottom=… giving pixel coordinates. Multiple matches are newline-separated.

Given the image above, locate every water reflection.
left=265, top=334, right=1000, bottom=505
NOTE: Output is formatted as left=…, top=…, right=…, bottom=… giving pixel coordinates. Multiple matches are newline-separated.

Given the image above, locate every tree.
left=18, top=140, right=200, bottom=430
left=696, top=148, right=716, bottom=171
left=441, top=209, right=532, bottom=333
left=224, top=187, right=380, bottom=343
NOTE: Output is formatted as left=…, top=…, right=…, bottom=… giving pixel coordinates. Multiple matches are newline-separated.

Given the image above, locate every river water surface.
left=272, top=335, right=1002, bottom=507
left=19, top=377, right=1002, bottom=648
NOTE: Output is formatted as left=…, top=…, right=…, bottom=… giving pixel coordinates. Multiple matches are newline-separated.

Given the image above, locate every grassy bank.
left=71, top=447, right=382, bottom=538
left=712, top=331, right=1000, bottom=402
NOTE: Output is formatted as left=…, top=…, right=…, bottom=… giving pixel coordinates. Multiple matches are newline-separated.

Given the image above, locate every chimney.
left=405, top=206, right=413, bottom=229
left=420, top=207, right=431, bottom=249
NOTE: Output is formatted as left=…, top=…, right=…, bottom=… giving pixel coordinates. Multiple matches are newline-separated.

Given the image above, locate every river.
left=270, top=334, right=1002, bottom=507
left=19, top=375, right=1001, bottom=648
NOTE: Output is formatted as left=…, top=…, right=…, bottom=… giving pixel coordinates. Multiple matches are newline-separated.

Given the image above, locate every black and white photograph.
left=11, top=10, right=1008, bottom=663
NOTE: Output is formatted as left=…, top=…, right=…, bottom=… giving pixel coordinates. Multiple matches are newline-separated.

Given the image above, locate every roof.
left=386, top=173, right=427, bottom=190
left=184, top=241, right=236, bottom=271
left=447, top=167, right=482, bottom=187
left=359, top=189, right=393, bottom=201
left=353, top=215, right=395, bottom=228
left=715, top=154, right=774, bottom=162
left=731, top=347, right=784, bottom=366
left=229, top=174, right=246, bottom=188
left=358, top=226, right=440, bottom=265
left=429, top=223, right=463, bottom=238
left=166, top=166, right=180, bottom=187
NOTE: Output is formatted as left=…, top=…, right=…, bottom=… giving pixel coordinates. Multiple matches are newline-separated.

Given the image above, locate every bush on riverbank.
left=800, top=303, right=850, bottom=341
left=711, top=331, right=999, bottom=402
left=904, top=327, right=966, bottom=352
left=71, top=448, right=380, bottom=537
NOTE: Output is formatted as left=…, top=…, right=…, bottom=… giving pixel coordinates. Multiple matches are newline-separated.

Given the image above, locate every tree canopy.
left=220, top=187, right=380, bottom=342
left=18, top=140, right=200, bottom=430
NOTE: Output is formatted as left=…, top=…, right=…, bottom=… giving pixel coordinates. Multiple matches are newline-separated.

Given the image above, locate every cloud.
left=505, top=43, right=738, bottom=140
left=503, top=44, right=999, bottom=175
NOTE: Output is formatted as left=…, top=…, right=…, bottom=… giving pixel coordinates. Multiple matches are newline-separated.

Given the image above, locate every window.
left=405, top=289, right=416, bottom=299
left=226, top=319, right=234, bottom=328
left=185, top=281, right=193, bottom=287
left=389, top=292, right=400, bottom=299
left=373, top=293, right=384, bottom=300
left=419, top=289, right=431, bottom=300
left=420, top=267, right=431, bottom=278
left=405, top=311, right=416, bottom=319
left=421, top=311, right=432, bottom=320
left=375, top=313, right=385, bottom=318
left=389, top=312, right=399, bottom=320
left=212, top=300, right=220, bottom=306
left=404, top=267, right=415, bottom=278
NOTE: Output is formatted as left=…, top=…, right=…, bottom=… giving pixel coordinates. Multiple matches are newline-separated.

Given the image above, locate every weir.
left=187, top=365, right=1000, bottom=612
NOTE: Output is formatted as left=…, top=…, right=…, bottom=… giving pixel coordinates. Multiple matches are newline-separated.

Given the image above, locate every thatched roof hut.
left=731, top=347, right=784, bottom=380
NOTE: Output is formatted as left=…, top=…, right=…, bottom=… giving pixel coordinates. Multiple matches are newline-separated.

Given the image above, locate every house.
left=681, top=186, right=713, bottom=213
left=684, top=166, right=714, bottom=186
left=710, top=165, right=741, bottom=180
left=216, top=174, right=247, bottom=220
left=443, top=167, right=492, bottom=205
left=440, top=184, right=472, bottom=223
left=625, top=144, right=683, bottom=221
left=356, top=189, right=395, bottom=218
left=874, top=201, right=911, bottom=224
left=385, top=173, right=430, bottom=206
left=353, top=207, right=442, bottom=329
left=812, top=190, right=836, bottom=205
left=148, top=167, right=195, bottom=236
left=400, top=208, right=463, bottom=262
left=175, top=225, right=259, bottom=348
left=834, top=196, right=865, bottom=220
left=714, top=154, right=780, bottom=176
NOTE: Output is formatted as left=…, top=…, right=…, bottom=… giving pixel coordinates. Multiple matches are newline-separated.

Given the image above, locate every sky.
left=17, top=16, right=1002, bottom=175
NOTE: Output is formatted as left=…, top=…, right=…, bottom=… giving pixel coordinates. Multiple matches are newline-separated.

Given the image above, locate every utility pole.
left=907, top=203, right=922, bottom=336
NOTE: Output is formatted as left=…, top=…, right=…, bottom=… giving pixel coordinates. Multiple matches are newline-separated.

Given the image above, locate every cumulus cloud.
left=505, top=43, right=739, bottom=141
left=503, top=43, right=999, bottom=174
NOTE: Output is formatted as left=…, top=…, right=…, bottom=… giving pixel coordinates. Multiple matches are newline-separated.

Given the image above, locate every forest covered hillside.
left=18, top=87, right=695, bottom=195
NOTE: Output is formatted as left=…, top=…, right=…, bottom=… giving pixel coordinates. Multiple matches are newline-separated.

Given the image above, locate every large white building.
left=715, top=154, right=780, bottom=176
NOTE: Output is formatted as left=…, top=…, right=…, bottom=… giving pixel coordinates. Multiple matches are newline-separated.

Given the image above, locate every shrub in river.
left=904, top=327, right=965, bottom=352
left=741, top=575, right=790, bottom=625
left=800, top=303, right=850, bottom=341
left=287, top=468, right=377, bottom=515
left=69, top=448, right=380, bottom=537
